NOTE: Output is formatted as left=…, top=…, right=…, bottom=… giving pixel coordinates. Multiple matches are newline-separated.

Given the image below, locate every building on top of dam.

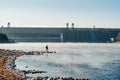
left=0, top=24, right=120, bottom=42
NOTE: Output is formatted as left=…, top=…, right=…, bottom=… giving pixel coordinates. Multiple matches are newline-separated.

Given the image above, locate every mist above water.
left=0, top=43, right=120, bottom=79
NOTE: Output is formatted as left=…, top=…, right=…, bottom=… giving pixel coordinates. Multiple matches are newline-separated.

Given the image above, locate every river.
left=0, top=43, right=120, bottom=80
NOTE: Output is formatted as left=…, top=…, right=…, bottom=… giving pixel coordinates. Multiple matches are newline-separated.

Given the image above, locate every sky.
left=0, top=0, right=120, bottom=28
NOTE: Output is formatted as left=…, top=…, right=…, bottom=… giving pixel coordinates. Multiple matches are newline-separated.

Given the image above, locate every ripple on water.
left=11, top=43, right=120, bottom=79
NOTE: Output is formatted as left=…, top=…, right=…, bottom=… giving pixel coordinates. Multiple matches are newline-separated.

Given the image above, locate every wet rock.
left=67, top=77, right=75, bottom=80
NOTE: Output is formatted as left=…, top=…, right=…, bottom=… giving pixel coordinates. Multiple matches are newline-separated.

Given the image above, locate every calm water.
left=0, top=43, right=120, bottom=80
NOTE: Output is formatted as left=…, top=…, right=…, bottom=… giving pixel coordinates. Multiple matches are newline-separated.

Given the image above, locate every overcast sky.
left=0, top=0, right=120, bottom=28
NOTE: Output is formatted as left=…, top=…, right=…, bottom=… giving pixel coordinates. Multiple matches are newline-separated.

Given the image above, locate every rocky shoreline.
left=0, top=49, right=89, bottom=80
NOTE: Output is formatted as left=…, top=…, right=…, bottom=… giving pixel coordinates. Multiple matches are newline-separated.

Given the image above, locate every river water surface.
left=0, top=43, right=120, bottom=80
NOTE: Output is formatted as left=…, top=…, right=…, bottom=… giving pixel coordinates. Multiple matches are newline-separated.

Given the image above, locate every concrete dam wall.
left=0, top=27, right=120, bottom=42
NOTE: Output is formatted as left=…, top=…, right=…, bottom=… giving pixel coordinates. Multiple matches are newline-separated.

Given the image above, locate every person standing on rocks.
left=46, top=45, right=48, bottom=52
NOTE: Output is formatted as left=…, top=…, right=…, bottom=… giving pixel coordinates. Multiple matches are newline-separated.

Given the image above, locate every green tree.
left=0, top=33, right=8, bottom=42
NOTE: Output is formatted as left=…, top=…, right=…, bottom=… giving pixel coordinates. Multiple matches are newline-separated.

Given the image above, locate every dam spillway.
left=0, top=27, right=120, bottom=42
left=0, top=27, right=65, bottom=42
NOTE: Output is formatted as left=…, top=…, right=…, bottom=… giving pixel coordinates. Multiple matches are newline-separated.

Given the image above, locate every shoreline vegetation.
left=0, top=33, right=14, bottom=43
left=0, top=49, right=89, bottom=80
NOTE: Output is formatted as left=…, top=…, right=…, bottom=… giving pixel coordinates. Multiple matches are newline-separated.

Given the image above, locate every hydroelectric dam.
left=0, top=27, right=120, bottom=42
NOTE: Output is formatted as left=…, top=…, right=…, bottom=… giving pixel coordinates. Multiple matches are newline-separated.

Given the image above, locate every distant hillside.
left=0, top=33, right=8, bottom=43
